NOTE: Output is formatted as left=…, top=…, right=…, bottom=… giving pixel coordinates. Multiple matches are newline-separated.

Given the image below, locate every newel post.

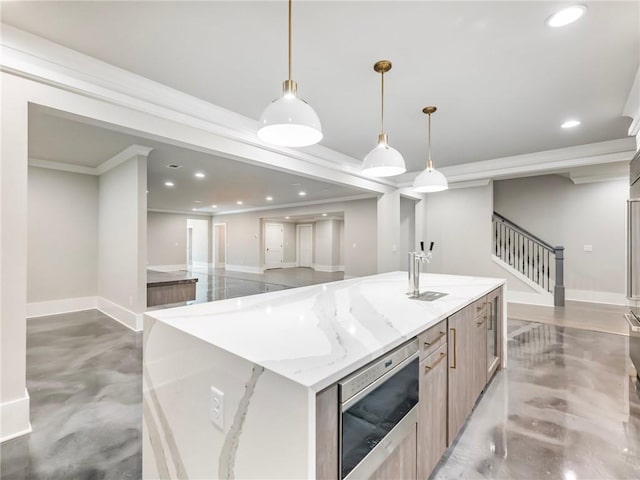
left=554, top=246, right=565, bottom=307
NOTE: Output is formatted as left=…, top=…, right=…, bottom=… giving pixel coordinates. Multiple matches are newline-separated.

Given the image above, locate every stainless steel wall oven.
left=338, top=339, right=419, bottom=479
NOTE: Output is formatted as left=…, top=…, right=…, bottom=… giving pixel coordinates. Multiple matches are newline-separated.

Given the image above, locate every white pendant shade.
left=413, top=167, right=448, bottom=193
left=258, top=92, right=323, bottom=148
left=362, top=136, right=406, bottom=177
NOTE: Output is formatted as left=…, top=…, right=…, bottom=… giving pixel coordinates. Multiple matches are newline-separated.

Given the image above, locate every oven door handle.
left=624, top=314, right=640, bottom=333
left=340, top=351, right=419, bottom=412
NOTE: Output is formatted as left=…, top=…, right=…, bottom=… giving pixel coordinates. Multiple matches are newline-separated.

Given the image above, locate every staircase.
left=492, top=212, right=565, bottom=306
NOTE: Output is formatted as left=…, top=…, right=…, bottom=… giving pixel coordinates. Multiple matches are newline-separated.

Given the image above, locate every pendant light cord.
left=288, top=0, right=292, bottom=81
left=427, top=113, right=432, bottom=170
left=381, top=70, right=385, bottom=134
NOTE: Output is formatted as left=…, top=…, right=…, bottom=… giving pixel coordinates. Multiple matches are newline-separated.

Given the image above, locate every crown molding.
left=397, top=137, right=636, bottom=187
left=0, top=23, right=396, bottom=195
left=623, top=65, right=640, bottom=137
left=95, top=144, right=153, bottom=175
left=28, top=145, right=152, bottom=175
left=209, top=194, right=377, bottom=217
left=147, top=208, right=212, bottom=217
left=28, top=158, right=97, bottom=175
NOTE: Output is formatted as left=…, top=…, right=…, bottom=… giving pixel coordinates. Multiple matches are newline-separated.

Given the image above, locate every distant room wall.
left=187, top=217, right=210, bottom=266
left=399, top=197, right=416, bottom=271
left=147, top=212, right=187, bottom=267
left=27, top=166, right=98, bottom=303
left=494, top=175, right=628, bottom=301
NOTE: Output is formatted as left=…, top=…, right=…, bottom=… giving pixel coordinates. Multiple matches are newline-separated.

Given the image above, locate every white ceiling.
left=28, top=108, right=369, bottom=214
left=3, top=1, right=638, bottom=174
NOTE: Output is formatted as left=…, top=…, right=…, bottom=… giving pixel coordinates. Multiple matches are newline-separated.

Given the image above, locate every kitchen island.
left=143, top=271, right=505, bottom=479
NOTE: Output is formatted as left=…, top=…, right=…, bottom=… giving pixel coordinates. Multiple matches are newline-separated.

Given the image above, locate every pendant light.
left=362, top=60, right=406, bottom=177
left=257, top=0, right=322, bottom=148
left=413, top=106, right=448, bottom=193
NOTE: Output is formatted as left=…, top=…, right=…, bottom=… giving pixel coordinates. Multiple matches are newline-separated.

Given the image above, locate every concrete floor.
left=508, top=301, right=630, bottom=336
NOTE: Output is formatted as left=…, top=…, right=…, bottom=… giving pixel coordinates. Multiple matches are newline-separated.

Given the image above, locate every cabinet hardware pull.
left=476, top=315, right=487, bottom=326
left=450, top=328, right=457, bottom=369
left=424, top=331, right=446, bottom=347
left=425, top=352, right=447, bottom=371
left=488, top=302, right=493, bottom=331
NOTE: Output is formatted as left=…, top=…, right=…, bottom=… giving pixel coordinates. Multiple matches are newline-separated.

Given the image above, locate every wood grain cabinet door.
left=472, top=310, right=488, bottom=403
left=447, top=306, right=473, bottom=444
left=417, top=342, right=448, bottom=480
left=369, top=424, right=417, bottom=480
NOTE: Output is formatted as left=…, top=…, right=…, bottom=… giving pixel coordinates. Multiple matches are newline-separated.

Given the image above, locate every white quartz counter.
left=146, top=271, right=504, bottom=392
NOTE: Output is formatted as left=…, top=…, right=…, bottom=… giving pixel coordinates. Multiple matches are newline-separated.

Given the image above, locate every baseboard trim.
left=226, top=264, right=263, bottom=274
left=565, top=289, right=629, bottom=306
left=27, top=296, right=99, bottom=318
left=147, top=264, right=188, bottom=272
left=97, top=298, right=143, bottom=332
left=313, top=264, right=344, bottom=273
left=0, top=389, right=32, bottom=443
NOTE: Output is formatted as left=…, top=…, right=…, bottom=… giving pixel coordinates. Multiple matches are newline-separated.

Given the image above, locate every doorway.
left=264, top=223, right=284, bottom=269
left=214, top=223, right=227, bottom=268
left=297, top=224, right=313, bottom=268
left=186, top=218, right=210, bottom=267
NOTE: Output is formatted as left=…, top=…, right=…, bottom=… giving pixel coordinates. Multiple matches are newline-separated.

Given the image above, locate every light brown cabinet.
left=486, top=287, right=502, bottom=380
left=447, top=304, right=473, bottom=443
left=369, top=425, right=417, bottom=480
left=417, top=342, right=448, bottom=480
left=471, top=302, right=488, bottom=402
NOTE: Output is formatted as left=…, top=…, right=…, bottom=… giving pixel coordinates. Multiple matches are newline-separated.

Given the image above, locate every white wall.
left=377, top=191, right=401, bottom=273
left=147, top=212, right=187, bottom=267
left=98, top=155, right=147, bottom=319
left=425, top=183, right=535, bottom=295
left=215, top=198, right=377, bottom=277
left=283, top=222, right=296, bottom=264
left=399, top=197, right=416, bottom=271
left=27, top=167, right=98, bottom=302
left=494, top=175, right=628, bottom=301
left=187, top=217, right=210, bottom=266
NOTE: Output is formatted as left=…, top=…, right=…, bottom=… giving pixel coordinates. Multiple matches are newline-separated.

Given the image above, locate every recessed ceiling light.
left=299, top=191, right=306, bottom=196
left=292, top=183, right=301, bottom=186
left=164, top=181, right=174, bottom=187
left=236, top=201, right=243, bottom=205
left=194, top=200, right=202, bottom=203
left=561, top=120, right=581, bottom=129
left=285, top=216, right=290, bottom=219
left=194, top=172, right=205, bottom=178
left=266, top=196, right=273, bottom=201
left=322, top=213, right=327, bottom=216
left=211, top=205, right=218, bottom=208
left=546, top=5, right=587, bottom=27
left=192, top=208, right=198, bottom=211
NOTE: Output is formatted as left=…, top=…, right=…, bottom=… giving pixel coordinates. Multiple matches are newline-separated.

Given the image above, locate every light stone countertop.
left=145, top=271, right=505, bottom=391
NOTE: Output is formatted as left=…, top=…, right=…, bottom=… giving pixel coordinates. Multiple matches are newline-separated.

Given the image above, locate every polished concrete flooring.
left=508, top=300, right=630, bottom=336
left=2, top=306, right=639, bottom=479
left=0, top=310, right=142, bottom=480
left=434, top=319, right=640, bottom=479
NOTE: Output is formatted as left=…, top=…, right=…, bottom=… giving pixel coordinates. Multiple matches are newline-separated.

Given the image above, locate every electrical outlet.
left=210, top=386, right=224, bottom=430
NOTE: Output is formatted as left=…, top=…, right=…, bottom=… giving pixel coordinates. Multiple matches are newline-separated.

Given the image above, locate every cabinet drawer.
left=470, top=296, right=487, bottom=320
left=422, top=342, right=448, bottom=373
left=418, top=320, right=447, bottom=359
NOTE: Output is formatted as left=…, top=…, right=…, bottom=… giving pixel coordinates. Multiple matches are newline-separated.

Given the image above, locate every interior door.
left=298, top=224, right=313, bottom=268
left=265, top=223, right=284, bottom=268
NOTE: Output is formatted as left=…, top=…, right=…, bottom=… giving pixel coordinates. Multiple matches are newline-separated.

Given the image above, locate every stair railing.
left=492, top=212, right=564, bottom=307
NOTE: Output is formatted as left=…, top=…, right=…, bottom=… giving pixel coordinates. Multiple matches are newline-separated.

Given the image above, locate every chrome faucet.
left=408, top=241, right=434, bottom=298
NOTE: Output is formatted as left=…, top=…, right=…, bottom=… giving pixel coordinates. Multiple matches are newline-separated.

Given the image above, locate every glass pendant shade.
left=258, top=81, right=322, bottom=147
left=412, top=166, right=448, bottom=193
left=362, top=134, right=406, bottom=177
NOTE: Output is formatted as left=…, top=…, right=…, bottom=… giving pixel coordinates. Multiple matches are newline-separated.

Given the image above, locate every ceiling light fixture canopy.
left=257, top=0, right=322, bottom=147
left=413, top=106, right=448, bottom=193
left=362, top=60, right=406, bottom=177
left=546, top=5, right=587, bottom=27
